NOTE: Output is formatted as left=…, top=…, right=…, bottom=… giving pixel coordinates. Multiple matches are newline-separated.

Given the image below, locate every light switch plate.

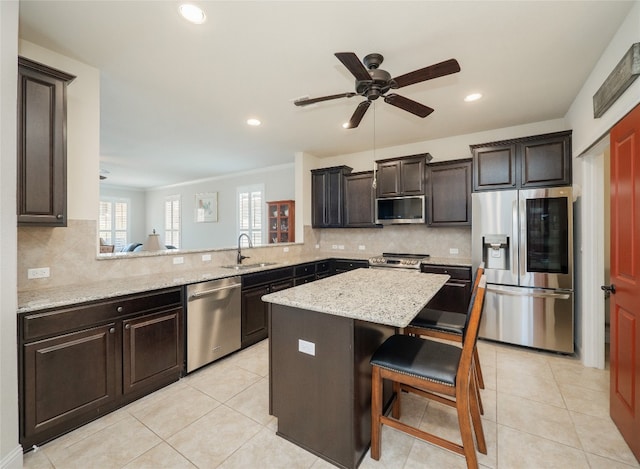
left=173, top=256, right=184, bottom=264
left=449, top=248, right=459, bottom=255
left=298, top=339, right=315, bottom=356
left=28, top=267, right=50, bottom=279
left=201, top=254, right=212, bottom=262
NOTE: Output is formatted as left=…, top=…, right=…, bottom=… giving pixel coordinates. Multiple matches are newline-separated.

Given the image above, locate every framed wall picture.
left=195, top=192, right=218, bottom=222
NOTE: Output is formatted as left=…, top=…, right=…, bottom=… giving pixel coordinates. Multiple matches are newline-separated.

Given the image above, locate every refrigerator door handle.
left=487, top=285, right=571, bottom=300
left=511, top=198, right=519, bottom=276
left=518, top=198, right=526, bottom=277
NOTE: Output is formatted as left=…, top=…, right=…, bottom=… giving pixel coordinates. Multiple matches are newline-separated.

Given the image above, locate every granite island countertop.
left=262, top=268, right=449, bottom=328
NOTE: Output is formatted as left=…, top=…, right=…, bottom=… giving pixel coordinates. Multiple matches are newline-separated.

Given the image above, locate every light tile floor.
left=23, top=339, right=639, bottom=469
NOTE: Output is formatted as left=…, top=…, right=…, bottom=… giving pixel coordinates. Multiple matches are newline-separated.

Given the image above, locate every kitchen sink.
left=221, top=262, right=278, bottom=270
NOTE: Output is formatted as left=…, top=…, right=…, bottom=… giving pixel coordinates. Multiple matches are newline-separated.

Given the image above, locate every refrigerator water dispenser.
left=483, top=235, right=509, bottom=270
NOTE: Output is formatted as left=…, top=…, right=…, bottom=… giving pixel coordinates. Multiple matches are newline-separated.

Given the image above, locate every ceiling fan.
left=294, top=52, right=460, bottom=128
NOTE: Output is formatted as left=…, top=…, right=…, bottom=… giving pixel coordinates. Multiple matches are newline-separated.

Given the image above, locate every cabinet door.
left=520, top=133, right=572, bottom=187
left=242, top=285, right=270, bottom=348
left=472, top=144, right=517, bottom=191
left=311, top=168, right=348, bottom=228
left=312, top=171, right=329, bottom=227
left=23, top=324, right=117, bottom=440
left=428, top=160, right=472, bottom=226
left=426, top=280, right=472, bottom=314
left=376, top=161, right=401, bottom=197
left=400, top=158, right=426, bottom=195
left=17, top=58, right=74, bottom=226
left=123, top=308, right=183, bottom=395
left=344, top=171, right=377, bottom=227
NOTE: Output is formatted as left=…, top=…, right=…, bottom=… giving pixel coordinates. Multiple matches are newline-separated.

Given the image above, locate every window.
left=238, top=185, right=264, bottom=247
left=99, top=198, right=129, bottom=250
left=165, top=195, right=181, bottom=249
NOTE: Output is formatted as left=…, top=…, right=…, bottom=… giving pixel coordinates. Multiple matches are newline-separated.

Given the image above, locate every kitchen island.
left=263, top=268, right=449, bottom=469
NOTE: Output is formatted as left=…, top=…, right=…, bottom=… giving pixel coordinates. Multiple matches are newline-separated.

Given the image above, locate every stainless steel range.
left=368, top=252, right=430, bottom=270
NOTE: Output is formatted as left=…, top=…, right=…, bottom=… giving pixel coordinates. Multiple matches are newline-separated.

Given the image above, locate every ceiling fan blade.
left=392, top=58, right=461, bottom=89
left=384, top=93, right=434, bottom=118
left=335, top=52, right=371, bottom=81
left=345, top=100, right=371, bottom=129
left=294, top=92, right=356, bottom=106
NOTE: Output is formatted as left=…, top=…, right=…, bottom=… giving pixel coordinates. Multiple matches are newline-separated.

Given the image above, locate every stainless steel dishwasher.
left=186, top=276, right=241, bottom=373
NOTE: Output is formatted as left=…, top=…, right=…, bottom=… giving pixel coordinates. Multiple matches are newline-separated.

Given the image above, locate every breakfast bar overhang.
left=263, top=268, right=449, bottom=469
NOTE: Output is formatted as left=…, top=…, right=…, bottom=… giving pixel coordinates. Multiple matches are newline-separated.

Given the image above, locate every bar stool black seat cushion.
left=371, top=335, right=461, bottom=386
left=410, top=308, right=465, bottom=335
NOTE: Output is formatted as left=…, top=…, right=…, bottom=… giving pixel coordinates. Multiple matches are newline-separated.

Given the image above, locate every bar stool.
left=370, top=276, right=487, bottom=469
left=405, top=263, right=486, bottom=394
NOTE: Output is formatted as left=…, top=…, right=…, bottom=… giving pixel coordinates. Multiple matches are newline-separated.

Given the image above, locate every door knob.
left=601, top=284, right=616, bottom=298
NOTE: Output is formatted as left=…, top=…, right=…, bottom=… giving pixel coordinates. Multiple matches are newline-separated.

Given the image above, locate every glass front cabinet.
left=267, top=200, right=295, bottom=243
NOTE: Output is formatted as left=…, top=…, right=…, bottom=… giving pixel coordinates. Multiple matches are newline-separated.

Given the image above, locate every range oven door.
left=518, top=186, right=573, bottom=290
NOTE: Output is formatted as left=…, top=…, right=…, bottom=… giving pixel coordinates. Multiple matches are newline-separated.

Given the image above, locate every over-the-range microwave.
left=375, top=195, right=426, bottom=224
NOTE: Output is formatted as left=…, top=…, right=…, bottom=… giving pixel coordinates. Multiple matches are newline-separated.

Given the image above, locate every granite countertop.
left=17, top=253, right=468, bottom=314
left=262, top=268, right=449, bottom=328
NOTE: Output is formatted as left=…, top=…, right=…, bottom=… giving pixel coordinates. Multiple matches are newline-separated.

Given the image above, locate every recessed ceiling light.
left=179, top=4, right=206, bottom=24
left=247, top=118, right=261, bottom=126
left=464, top=93, right=483, bottom=102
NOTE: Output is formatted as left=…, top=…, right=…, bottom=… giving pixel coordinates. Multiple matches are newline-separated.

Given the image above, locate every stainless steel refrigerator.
left=472, top=186, right=574, bottom=353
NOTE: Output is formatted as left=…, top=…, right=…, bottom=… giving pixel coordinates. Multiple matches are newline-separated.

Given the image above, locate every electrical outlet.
left=28, top=267, right=50, bottom=279
left=332, top=245, right=338, bottom=249
left=201, top=254, right=212, bottom=262
left=283, top=247, right=289, bottom=252
left=338, top=245, right=345, bottom=250
left=298, top=339, right=315, bottom=356
left=315, top=244, right=320, bottom=249
left=358, top=245, right=366, bottom=251
left=173, top=256, right=184, bottom=265
left=449, top=248, right=459, bottom=255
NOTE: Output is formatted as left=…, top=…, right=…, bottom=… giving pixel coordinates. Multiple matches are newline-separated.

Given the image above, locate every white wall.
left=18, top=40, right=100, bottom=222
left=145, top=163, right=295, bottom=250
left=1, top=2, right=22, bottom=468
left=566, top=0, right=640, bottom=155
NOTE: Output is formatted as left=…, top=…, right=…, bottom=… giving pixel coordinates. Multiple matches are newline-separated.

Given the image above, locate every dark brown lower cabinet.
left=19, top=288, right=183, bottom=450
left=420, top=264, right=472, bottom=313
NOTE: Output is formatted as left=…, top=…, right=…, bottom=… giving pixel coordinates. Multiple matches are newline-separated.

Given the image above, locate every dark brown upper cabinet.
left=427, top=159, right=472, bottom=226
left=311, top=166, right=352, bottom=228
left=344, top=171, right=379, bottom=228
left=471, top=131, right=572, bottom=192
left=17, top=57, right=75, bottom=226
left=375, top=154, right=431, bottom=197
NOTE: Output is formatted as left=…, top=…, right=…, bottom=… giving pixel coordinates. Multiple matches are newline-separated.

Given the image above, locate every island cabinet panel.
left=427, top=159, right=472, bottom=226
left=17, top=57, right=75, bottom=226
left=344, top=171, right=379, bottom=228
left=471, top=130, right=572, bottom=191
left=269, top=304, right=393, bottom=469
left=18, top=287, right=183, bottom=449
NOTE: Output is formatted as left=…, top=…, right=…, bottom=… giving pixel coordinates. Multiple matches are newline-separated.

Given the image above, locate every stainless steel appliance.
left=472, top=186, right=574, bottom=353
left=368, top=252, right=430, bottom=270
left=186, top=276, right=241, bottom=372
left=375, top=195, right=426, bottom=225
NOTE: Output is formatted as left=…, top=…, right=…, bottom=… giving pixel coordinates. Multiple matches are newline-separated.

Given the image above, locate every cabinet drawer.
left=420, top=264, right=471, bottom=280
left=294, top=263, right=316, bottom=277
left=316, top=261, right=331, bottom=274
left=333, top=259, right=368, bottom=272
left=22, top=288, right=182, bottom=342
left=242, top=267, right=293, bottom=288
left=294, top=275, right=315, bottom=286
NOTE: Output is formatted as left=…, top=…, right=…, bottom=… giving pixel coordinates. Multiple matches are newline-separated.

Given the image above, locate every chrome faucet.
left=237, top=233, right=253, bottom=264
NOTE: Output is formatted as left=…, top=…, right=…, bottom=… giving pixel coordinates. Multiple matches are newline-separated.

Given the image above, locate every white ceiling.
left=18, top=0, right=634, bottom=188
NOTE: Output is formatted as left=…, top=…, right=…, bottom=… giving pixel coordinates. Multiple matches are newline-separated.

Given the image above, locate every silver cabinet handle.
left=116, top=306, right=124, bottom=313
left=125, top=324, right=131, bottom=329
left=56, top=214, right=63, bottom=219
left=109, top=327, right=115, bottom=334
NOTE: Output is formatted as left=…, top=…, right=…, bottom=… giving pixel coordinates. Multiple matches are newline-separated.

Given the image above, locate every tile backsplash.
left=17, top=220, right=470, bottom=292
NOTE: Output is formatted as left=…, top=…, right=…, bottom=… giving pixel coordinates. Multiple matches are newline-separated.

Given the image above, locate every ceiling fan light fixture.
left=464, top=93, right=482, bottom=102
left=179, top=4, right=206, bottom=24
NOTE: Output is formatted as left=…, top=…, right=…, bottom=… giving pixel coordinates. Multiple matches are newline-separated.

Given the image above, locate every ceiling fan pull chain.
left=372, top=102, right=377, bottom=189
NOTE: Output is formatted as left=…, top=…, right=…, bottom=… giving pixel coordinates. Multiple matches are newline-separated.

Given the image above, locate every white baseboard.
left=0, top=445, right=23, bottom=469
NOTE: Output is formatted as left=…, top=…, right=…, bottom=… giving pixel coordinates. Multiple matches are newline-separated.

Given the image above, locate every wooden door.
left=609, top=103, right=640, bottom=461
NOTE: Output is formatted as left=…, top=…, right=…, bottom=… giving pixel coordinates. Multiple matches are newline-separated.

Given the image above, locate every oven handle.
left=487, top=285, right=571, bottom=300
